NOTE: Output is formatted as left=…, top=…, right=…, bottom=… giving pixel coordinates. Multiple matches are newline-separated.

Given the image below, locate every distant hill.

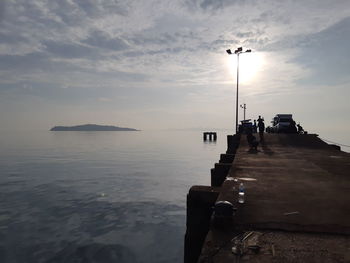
left=50, top=124, right=140, bottom=131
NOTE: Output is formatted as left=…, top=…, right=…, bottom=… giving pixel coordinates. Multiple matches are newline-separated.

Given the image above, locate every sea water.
left=0, top=130, right=227, bottom=263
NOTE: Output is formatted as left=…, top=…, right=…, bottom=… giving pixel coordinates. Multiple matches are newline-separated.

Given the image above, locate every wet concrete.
left=196, top=133, right=350, bottom=262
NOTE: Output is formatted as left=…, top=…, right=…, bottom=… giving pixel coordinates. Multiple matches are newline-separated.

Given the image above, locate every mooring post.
left=226, top=134, right=240, bottom=154
left=211, top=163, right=232, bottom=187
left=219, top=153, right=235, bottom=163
left=184, top=186, right=220, bottom=263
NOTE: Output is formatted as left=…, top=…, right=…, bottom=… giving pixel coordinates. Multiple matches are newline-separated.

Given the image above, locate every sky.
left=0, top=0, right=350, bottom=145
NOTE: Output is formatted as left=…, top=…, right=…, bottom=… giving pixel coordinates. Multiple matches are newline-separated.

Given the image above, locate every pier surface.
left=194, top=134, right=350, bottom=262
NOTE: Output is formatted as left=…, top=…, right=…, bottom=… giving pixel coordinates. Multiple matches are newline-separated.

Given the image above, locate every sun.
left=227, top=51, right=265, bottom=84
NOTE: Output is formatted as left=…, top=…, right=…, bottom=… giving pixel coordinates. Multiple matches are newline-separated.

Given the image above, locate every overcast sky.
left=0, top=0, right=349, bottom=143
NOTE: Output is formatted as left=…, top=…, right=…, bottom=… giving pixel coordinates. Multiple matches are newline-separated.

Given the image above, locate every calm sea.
left=0, top=130, right=228, bottom=263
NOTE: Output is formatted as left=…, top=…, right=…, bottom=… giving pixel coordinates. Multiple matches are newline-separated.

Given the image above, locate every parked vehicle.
left=270, top=114, right=296, bottom=133
left=238, top=119, right=253, bottom=134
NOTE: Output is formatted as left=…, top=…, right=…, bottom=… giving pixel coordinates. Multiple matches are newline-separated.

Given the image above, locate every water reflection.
left=0, top=130, right=228, bottom=263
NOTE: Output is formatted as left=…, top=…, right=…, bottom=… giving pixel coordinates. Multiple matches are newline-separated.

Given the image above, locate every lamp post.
left=226, top=47, right=251, bottom=134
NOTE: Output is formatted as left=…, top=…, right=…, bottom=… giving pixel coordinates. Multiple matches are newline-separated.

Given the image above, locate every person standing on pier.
left=247, top=128, right=259, bottom=150
left=253, top=120, right=257, bottom=133
left=297, top=123, right=304, bottom=134
left=289, top=119, right=297, bottom=133
left=257, top=116, right=265, bottom=142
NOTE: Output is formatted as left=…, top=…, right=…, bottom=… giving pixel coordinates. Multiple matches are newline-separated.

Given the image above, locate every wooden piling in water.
left=203, top=132, right=217, bottom=141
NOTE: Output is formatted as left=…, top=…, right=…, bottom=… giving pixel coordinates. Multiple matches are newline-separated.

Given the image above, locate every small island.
left=50, top=124, right=140, bottom=131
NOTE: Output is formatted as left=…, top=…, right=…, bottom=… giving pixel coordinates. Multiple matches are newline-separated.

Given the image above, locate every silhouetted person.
left=253, top=120, right=257, bottom=133
left=289, top=120, right=297, bottom=133
left=247, top=130, right=259, bottom=150
left=297, top=123, right=304, bottom=134
left=238, top=124, right=243, bottom=134
left=257, top=116, right=265, bottom=142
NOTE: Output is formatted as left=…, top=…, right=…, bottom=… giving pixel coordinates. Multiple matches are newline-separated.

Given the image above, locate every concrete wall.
left=184, top=134, right=240, bottom=263
left=184, top=186, right=219, bottom=263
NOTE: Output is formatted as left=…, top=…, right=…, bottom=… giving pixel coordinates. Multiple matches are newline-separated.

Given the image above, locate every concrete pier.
left=185, top=133, right=350, bottom=263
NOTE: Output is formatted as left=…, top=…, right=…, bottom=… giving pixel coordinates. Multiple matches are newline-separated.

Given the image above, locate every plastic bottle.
left=238, top=182, right=245, bottom=204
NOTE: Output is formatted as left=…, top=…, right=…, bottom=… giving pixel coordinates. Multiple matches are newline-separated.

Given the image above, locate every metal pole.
left=236, top=53, right=239, bottom=134
left=243, top=103, right=246, bottom=121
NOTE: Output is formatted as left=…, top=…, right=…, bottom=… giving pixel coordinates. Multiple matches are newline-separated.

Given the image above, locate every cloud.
left=43, top=41, right=98, bottom=59
left=0, top=32, right=27, bottom=44
left=292, top=16, right=350, bottom=85
left=0, top=0, right=350, bottom=134
left=72, top=0, right=129, bottom=18
left=0, top=1, right=5, bottom=23
left=129, top=32, right=177, bottom=47
left=184, top=0, right=250, bottom=12
left=97, top=97, right=112, bottom=102
left=0, top=52, right=49, bottom=71
left=82, top=30, right=129, bottom=51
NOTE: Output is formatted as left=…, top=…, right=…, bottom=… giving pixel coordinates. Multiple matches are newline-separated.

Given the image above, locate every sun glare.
left=227, top=52, right=265, bottom=84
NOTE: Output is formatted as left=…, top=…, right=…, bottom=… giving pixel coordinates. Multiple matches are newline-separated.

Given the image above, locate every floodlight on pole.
left=226, top=47, right=252, bottom=134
